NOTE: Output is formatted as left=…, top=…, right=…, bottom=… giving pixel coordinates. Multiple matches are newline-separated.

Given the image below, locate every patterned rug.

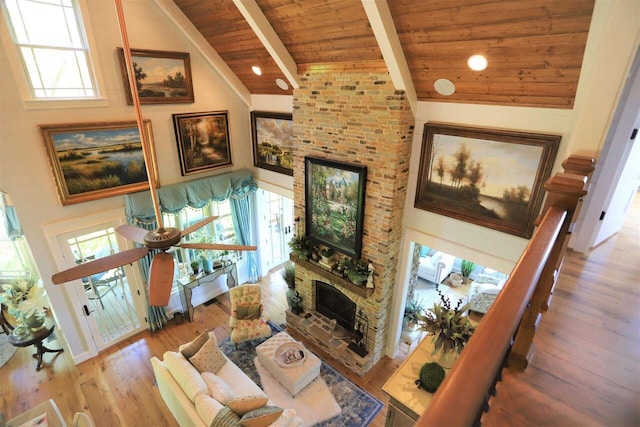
left=0, top=333, right=18, bottom=368
left=219, top=322, right=383, bottom=427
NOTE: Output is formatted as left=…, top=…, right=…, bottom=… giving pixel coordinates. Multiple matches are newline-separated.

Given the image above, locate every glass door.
left=57, top=222, right=147, bottom=351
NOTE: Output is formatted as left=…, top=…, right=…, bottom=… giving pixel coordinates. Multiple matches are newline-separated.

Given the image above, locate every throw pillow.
left=227, top=395, right=268, bottom=416
left=180, top=330, right=210, bottom=359
left=211, top=406, right=242, bottom=427
left=194, top=394, right=224, bottom=426
left=240, top=406, right=284, bottom=427
left=202, top=372, right=236, bottom=405
left=235, top=303, right=262, bottom=320
left=189, top=332, right=227, bottom=374
left=163, top=351, right=208, bottom=402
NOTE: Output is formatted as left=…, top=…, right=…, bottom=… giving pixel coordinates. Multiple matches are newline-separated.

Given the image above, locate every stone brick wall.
left=290, top=71, right=414, bottom=374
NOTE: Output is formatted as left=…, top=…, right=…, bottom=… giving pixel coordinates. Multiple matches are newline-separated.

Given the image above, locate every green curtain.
left=123, top=170, right=258, bottom=330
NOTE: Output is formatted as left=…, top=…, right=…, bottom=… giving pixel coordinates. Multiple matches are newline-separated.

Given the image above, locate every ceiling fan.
left=51, top=0, right=257, bottom=306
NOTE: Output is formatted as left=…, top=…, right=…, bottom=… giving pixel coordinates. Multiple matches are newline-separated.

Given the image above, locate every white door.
left=256, top=190, right=294, bottom=275
left=55, top=221, right=147, bottom=352
left=572, top=50, right=640, bottom=252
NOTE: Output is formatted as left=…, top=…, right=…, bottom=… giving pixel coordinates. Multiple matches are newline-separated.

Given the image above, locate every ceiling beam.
left=233, top=0, right=300, bottom=90
left=362, top=0, right=417, bottom=115
left=152, top=0, right=251, bottom=107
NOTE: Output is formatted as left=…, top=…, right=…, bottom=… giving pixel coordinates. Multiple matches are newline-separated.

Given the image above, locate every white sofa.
left=417, top=251, right=455, bottom=284
left=150, top=332, right=302, bottom=427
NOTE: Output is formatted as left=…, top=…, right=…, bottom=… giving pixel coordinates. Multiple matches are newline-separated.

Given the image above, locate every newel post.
left=509, top=153, right=595, bottom=369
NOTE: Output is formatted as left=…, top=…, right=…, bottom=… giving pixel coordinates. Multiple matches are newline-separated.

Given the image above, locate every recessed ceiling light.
left=434, top=79, right=455, bottom=96
left=467, top=54, right=488, bottom=71
left=251, top=66, right=262, bottom=76
left=275, top=78, right=289, bottom=91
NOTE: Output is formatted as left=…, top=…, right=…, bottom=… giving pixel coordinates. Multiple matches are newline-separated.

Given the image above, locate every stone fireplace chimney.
left=288, top=71, right=414, bottom=375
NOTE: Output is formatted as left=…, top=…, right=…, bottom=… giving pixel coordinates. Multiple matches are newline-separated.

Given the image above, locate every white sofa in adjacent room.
left=417, top=250, right=455, bottom=284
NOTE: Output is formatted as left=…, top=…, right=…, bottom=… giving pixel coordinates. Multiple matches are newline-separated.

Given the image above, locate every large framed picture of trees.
left=305, top=157, right=367, bottom=258
left=415, top=123, right=560, bottom=238
left=251, top=111, right=293, bottom=176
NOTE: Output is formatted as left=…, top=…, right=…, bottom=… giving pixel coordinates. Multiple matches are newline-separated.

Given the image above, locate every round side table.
left=7, top=320, right=64, bottom=371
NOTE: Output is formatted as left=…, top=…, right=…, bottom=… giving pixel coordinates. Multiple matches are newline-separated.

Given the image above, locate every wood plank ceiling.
left=172, top=0, right=595, bottom=109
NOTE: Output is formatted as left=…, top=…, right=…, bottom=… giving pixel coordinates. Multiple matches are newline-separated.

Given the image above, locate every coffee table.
left=256, top=331, right=321, bottom=396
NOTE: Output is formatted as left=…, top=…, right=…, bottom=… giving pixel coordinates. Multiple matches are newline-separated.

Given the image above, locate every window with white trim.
left=162, top=200, right=241, bottom=271
left=2, top=0, right=98, bottom=99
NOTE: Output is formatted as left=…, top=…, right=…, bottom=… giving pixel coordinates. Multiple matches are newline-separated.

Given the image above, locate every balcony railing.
left=416, top=152, right=596, bottom=426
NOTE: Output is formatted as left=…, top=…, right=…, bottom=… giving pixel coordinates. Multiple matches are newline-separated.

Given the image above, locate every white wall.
left=1, top=0, right=638, bottom=361
left=0, top=0, right=252, bottom=359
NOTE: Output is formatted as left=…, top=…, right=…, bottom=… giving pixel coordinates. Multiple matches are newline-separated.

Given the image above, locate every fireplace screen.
left=315, top=281, right=355, bottom=332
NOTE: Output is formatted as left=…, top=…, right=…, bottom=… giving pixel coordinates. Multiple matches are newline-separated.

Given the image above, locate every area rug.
left=219, top=322, right=384, bottom=427
left=255, top=357, right=341, bottom=425
left=0, top=333, right=18, bottom=368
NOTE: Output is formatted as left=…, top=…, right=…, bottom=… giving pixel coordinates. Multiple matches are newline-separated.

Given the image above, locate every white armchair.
left=468, top=274, right=507, bottom=313
left=417, top=251, right=455, bottom=284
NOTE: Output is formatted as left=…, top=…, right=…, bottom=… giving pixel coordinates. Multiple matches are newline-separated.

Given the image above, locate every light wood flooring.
left=1, top=192, right=638, bottom=426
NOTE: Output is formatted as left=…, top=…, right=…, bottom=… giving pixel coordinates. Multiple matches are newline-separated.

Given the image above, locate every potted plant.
left=281, top=263, right=297, bottom=310
left=403, top=295, right=424, bottom=331
left=190, top=260, right=200, bottom=278
left=345, top=258, right=370, bottom=285
left=0, top=275, right=46, bottom=336
left=319, top=247, right=334, bottom=263
left=289, top=235, right=312, bottom=259
left=418, top=290, right=476, bottom=368
left=460, top=259, right=476, bottom=283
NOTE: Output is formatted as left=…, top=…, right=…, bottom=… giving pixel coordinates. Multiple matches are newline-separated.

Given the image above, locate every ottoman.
left=256, top=331, right=321, bottom=396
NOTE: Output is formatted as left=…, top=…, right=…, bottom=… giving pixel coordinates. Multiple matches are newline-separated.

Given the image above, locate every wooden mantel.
left=289, top=254, right=374, bottom=298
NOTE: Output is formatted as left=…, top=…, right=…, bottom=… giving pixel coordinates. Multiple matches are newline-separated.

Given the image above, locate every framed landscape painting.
left=251, top=111, right=293, bottom=176
left=414, top=122, right=560, bottom=238
left=172, top=111, right=232, bottom=176
left=118, top=48, right=194, bottom=105
left=39, top=120, right=157, bottom=206
left=305, top=157, right=367, bottom=258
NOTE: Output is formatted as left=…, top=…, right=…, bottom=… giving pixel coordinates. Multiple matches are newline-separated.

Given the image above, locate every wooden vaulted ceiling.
left=172, top=0, right=595, bottom=109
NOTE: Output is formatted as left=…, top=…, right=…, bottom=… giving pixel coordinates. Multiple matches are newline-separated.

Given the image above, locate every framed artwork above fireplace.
left=305, top=156, right=367, bottom=259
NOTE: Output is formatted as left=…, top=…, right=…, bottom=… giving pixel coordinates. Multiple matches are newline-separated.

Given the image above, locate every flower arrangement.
left=0, top=275, right=44, bottom=318
left=418, top=289, right=476, bottom=356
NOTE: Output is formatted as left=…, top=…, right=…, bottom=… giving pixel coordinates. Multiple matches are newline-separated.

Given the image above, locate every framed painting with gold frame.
left=39, top=120, right=158, bottom=206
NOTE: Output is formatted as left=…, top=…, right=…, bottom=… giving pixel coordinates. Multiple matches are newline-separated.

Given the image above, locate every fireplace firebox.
left=314, top=281, right=356, bottom=332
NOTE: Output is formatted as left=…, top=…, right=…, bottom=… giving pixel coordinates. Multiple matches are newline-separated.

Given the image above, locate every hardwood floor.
left=1, top=192, right=638, bottom=426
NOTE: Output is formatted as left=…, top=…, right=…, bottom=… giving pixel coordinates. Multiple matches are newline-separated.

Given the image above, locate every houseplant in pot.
left=403, top=295, right=424, bottom=331
left=281, top=263, right=297, bottom=310
left=460, top=259, right=476, bottom=284
left=418, top=290, right=476, bottom=368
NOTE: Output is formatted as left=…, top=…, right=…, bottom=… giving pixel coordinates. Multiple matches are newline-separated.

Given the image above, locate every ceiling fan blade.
left=148, top=252, right=175, bottom=307
left=116, top=224, right=149, bottom=244
left=181, top=216, right=218, bottom=237
left=52, top=247, right=149, bottom=284
left=178, top=243, right=257, bottom=251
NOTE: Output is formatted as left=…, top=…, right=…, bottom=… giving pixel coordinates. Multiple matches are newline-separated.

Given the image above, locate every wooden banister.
left=416, top=153, right=595, bottom=426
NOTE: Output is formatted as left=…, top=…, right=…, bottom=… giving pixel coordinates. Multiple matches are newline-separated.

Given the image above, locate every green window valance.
left=124, top=169, right=257, bottom=222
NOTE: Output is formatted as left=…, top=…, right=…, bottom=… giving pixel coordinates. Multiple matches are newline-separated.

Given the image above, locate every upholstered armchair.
left=417, top=251, right=455, bottom=284
left=467, top=274, right=507, bottom=314
left=228, top=284, right=271, bottom=348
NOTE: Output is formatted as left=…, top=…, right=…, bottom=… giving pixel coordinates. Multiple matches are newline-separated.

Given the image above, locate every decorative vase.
left=434, top=347, right=459, bottom=369
left=286, top=288, right=297, bottom=310
left=24, top=311, right=45, bottom=331
left=201, top=256, right=212, bottom=274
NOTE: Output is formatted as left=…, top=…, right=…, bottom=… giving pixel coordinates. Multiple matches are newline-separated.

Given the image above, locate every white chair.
left=72, top=412, right=95, bottom=427
left=467, top=274, right=507, bottom=313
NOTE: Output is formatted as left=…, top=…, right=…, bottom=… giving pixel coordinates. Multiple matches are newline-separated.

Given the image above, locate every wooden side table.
left=7, top=320, right=64, bottom=371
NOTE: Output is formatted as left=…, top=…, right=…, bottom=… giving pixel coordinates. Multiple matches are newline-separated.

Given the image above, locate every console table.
left=177, top=263, right=237, bottom=321
left=382, top=336, right=449, bottom=426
